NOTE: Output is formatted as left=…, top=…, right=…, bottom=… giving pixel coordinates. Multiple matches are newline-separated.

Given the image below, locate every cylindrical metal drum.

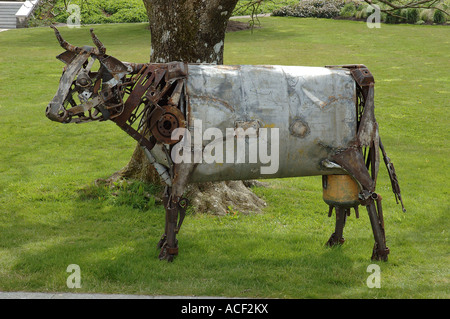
left=322, top=175, right=360, bottom=208
left=184, top=64, right=357, bottom=183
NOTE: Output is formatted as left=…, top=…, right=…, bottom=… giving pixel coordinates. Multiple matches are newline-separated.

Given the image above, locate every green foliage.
left=272, top=0, right=346, bottom=18
left=385, top=9, right=403, bottom=24
left=419, top=8, right=434, bottom=22
left=233, top=0, right=299, bottom=16
left=433, top=9, right=446, bottom=23
left=340, top=2, right=357, bottom=18
left=270, top=0, right=448, bottom=25
left=79, top=180, right=161, bottom=211
left=108, top=8, right=148, bottom=23
left=109, top=181, right=158, bottom=211
left=28, top=0, right=58, bottom=27
left=31, top=0, right=305, bottom=26
left=29, top=0, right=448, bottom=26
left=405, top=8, right=419, bottom=23
left=354, top=3, right=369, bottom=19
left=30, top=0, right=148, bottom=26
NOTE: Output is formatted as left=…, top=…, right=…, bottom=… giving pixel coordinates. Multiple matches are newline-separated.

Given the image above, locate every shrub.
left=433, top=9, right=446, bottom=24
left=420, top=9, right=434, bottom=22
left=385, top=9, right=402, bottom=24
left=340, top=2, right=357, bottom=18
left=32, top=0, right=148, bottom=26
left=355, top=4, right=369, bottom=20
left=109, top=8, right=148, bottom=23
left=406, top=8, right=419, bottom=24
left=400, top=9, right=408, bottom=19
left=272, top=0, right=346, bottom=19
left=233, top=0, right=298, bottom=16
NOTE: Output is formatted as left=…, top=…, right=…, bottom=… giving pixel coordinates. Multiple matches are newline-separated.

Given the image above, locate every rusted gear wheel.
left=150, top=105, right=186, bottom=144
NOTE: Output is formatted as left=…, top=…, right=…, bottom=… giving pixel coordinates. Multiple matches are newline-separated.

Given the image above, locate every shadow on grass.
left=2, top=196, right=366, bottom=297
left=6, top=180, right=445, bottom=297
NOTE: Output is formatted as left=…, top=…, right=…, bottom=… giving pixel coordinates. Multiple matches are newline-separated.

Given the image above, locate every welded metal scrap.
left=45, top=27, right=405, bottom=262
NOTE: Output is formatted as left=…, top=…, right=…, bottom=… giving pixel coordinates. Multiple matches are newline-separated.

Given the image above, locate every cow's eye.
left=76, top=72, right=92, bottom=87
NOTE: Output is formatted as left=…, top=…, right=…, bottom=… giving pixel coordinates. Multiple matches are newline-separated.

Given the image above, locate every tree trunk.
left=145, top=0, right=234, bottom=64
left=118, top=0, right=266, bottom=215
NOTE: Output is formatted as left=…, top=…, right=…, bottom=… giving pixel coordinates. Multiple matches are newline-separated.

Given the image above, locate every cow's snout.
left=46, top=101, right=68, bottom=123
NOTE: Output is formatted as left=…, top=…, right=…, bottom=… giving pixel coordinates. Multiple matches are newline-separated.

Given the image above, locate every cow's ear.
left=56, top=50, right=77, bottom=64
left=100, top=56, right=128, bottom=75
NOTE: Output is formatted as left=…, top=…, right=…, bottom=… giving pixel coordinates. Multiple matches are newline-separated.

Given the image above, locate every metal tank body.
left=183, top=64, right=357, bottom=183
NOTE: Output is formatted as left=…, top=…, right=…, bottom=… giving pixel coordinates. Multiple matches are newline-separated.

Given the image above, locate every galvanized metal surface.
left=186, top=64, right=357, bottom=182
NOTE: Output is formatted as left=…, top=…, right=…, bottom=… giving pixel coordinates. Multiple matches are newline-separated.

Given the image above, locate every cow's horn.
left=50, top=25, right=80, bottom=53
left=90, top=28, right=106, bottom=55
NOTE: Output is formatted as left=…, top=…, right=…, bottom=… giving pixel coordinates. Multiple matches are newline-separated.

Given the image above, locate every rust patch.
left=215, top=65, right=240, bottom=71
left=190, top=94, right=235, bottom=112
left=290, top=118, right=310, bottom=138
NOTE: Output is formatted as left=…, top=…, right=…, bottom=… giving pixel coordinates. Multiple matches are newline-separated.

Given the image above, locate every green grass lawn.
left=0, top=18, right=449, bottom=298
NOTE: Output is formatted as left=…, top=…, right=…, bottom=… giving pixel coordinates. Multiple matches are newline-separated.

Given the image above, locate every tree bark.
left=145, top=0, right=235, bottom=64
left=118, top=0, right=266, bottom=215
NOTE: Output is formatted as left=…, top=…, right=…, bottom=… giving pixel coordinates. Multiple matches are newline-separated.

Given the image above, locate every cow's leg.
left=332, top=148, right=389, bottom=261
left=156, top=186, right=170, bottom=251
left=326, top=206, right=349, bottom=247
left=158, top=163, right=194, bottom=262
left=362, top=192, right=389, bottom=261
left=158, top=187, right=189, bottom=262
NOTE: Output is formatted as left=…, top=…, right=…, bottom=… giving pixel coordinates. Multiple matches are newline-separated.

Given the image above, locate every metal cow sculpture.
left=46, top=27, right=405, bottom=262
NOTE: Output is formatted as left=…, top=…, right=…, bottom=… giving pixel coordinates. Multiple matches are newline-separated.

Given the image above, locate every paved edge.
left=0, top=291, right=231, bottom=299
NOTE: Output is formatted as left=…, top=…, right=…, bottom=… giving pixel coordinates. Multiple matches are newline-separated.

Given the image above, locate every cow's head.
left=46, top=26, right=131, bottom=123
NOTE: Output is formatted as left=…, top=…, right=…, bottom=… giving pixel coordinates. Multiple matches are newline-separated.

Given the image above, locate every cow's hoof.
left=371, top=245, right=389, bottom=262
left=158, top=242, right=178, bottom=262
left=326, top=233, right=345, bottom=247
left=157, top=234, right=167, bottom=249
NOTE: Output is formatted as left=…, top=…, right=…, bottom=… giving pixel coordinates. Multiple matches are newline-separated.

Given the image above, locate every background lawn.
left=0, top=18, right=448, bottom=298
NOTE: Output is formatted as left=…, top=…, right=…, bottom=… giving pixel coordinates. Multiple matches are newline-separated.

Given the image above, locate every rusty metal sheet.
left=46, top=51, right=91, bottom=122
